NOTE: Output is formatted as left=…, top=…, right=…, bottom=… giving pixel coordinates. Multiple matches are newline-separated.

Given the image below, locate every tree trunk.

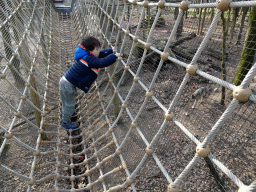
left=236, top=7, right=249, bottom=45
left=193, top=8, right=197, bottom=18
left=99, top=0, right=105, bottom=27
left=174, top=7, right=184, bottom=40
left=225, top=9, right=231, bottom=34
left=210, top=8, right=214, bottom=23
left=230, top=7, right=240, bottom=39
left=176, top=14, right=184, bottom=40
left=147, top=5, right=151, bottom=35
left=127, top=3, right=130, bottom=22
left=197, top=8, right=203, bottom=35
left=106, top=1, right=115, bottom=40
left=200, top=8, right=207, bottom=35
left=221, top=13, right=227, bottom=105
left=233, top=7, right=256, bottom=86
left=20, top=39, right=43, bottom=130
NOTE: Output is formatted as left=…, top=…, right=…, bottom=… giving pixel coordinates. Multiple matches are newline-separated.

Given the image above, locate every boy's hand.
left=115, top=53, right=123, bottom=57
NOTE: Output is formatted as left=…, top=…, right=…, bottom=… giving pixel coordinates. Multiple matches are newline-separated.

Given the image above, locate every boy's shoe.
left=62, top=121, right=79, bottom=129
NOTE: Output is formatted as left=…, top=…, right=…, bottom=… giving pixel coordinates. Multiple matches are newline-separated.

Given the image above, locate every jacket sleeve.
left=85, top=54, right=117, bottom=68
left=98, top=48, right=113, bottom=58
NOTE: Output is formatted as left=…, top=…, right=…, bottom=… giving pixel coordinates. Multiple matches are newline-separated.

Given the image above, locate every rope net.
left=0, top=0, right=256, bottom=191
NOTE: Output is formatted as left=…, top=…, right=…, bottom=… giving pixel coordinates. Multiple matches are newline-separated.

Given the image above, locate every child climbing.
left=59, top=36, right=121, bottom=129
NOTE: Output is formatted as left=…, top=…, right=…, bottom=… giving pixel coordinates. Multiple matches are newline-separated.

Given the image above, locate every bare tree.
left=236, top=7, right=249, bottom=45
left=220, top=12, right=227, bottom=105
left=233, top=7, right=256, bottom=86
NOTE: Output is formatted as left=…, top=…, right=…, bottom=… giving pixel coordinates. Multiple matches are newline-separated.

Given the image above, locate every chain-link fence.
left=0, top=0, right=256, bottom=191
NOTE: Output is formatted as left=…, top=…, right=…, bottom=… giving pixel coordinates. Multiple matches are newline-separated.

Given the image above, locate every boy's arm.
left=98, top=48, right=113, bottom=58
left=86, top=54, right=117, bottom=68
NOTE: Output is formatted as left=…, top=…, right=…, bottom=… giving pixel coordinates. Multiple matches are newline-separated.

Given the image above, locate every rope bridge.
left=0, top=0, right=256, bottom=191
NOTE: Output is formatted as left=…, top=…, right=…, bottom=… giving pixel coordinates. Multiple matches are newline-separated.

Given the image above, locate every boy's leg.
left=59, top=77, right=78, bottom=129
left=60, top=89, right=76, bottom=123
left=71, top=88, right=78, bottom=122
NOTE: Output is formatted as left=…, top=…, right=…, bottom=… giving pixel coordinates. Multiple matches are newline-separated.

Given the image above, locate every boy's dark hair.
left=81, top=36, right=101, bottom=51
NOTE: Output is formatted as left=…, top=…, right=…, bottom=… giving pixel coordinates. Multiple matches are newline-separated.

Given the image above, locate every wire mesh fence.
left=0, top=0, right=256, bottom=191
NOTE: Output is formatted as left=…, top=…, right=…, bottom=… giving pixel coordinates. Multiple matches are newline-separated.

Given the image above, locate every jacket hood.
left=74, top=46, right=90, bottom=60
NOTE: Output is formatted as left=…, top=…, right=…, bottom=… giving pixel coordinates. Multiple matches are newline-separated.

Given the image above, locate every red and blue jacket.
left=64, top=45, right=117, bottom=93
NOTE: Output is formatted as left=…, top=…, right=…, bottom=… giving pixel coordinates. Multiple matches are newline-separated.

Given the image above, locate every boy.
left=59, top=36, right=120, bottom=129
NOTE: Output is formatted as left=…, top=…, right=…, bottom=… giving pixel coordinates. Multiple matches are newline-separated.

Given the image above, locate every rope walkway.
left=0, top=0, right=256, bottom=191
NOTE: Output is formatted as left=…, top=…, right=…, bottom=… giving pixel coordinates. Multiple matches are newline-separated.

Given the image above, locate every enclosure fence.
left=0, top=0, right=256, bottom=191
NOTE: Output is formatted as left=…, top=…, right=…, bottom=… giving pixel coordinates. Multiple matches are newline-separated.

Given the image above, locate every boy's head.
left=81, top=36, right=101, bottom=57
